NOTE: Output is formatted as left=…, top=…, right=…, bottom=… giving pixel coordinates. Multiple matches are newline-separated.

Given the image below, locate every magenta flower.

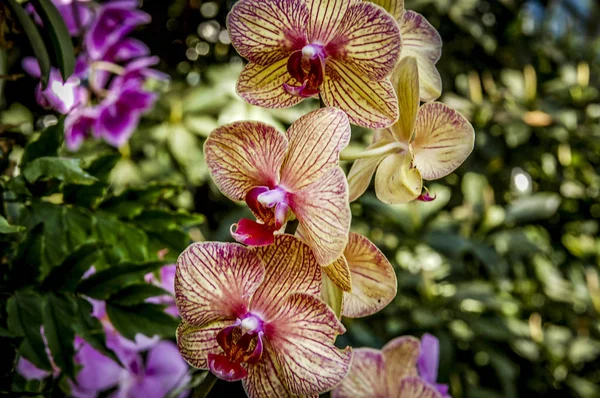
left=419, top=334, right=451, bottom=397
left=175, top=235, right=352, bottom=397
left=204, top=107, right=351, bottom=266
left=27, top=0, right=94, bottom=36
left=227, top=0, right=402, bottom=128
left=146, top=264, right=179, bottom=317
left=332, top=336, right=442, bottom=398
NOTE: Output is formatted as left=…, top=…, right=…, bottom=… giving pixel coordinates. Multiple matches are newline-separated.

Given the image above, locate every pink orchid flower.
left=175, top=234, right=352, bottom=397
left=347, top=57, right=474, bottom=204
left=204, top=107, right=351, bottom=266
left=332, top=336, right=443, bottom=398
left=227, top=0, right=402, bottom=128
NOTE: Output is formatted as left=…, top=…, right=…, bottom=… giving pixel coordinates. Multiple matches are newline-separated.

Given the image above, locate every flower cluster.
left=23, top=0, right=165, bottom=150
left=171, top=0, right=475, bottom=397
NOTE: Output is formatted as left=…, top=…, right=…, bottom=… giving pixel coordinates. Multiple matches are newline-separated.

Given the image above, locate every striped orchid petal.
left=412, top=102, right=475, bottom=180
left=347, top=152, right=384, bottom=202
left=400, top=377, right=443, bottom=398
left=374, top=152, right=422, bottom=204
left=322, top=60, right=398, bottom=128
left=322, top=255, right=352, bottom=293
left=280, top=108, right=350, bottom=191
left=330, top=1, right=401, bottom=81
left=342, top=233, right=397, bottom=318
left=390, top=57, right=420, bottom=143
left=175, top=242, right=264, bottom=326
left=382, top=336, right=421, bottom=392
left=176, top=320, right=232, bottom=369
left=243, top=343, right=291, bottom=397
left=331, top=348, right=387, bottom=398
left=307, top=0, right=351, bottom=43
left=400, top=11, right=443, bottom=102
left=227, top=0, right=308, bottom=65
left=290, top=167, right=351, bottom=266
left=366, top=0, right=405, bottom=20
left=204, top=121, right=288, bottom=201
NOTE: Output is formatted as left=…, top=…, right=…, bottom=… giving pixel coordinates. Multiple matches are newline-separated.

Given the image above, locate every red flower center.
left=284, top=44, right=326, bottom=98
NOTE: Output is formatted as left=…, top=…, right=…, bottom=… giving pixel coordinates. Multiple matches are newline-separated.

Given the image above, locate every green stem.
left=192, top=372, right=218, bottom=398
left=339, top=141, right=408, bottom=161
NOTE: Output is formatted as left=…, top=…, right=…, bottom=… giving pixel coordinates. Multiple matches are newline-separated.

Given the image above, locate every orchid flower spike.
left=347, top=56, right=475, bottom=204
left=332, top=336, right=443, bottom=398
left=204, top=107, right=351, bottom=266
left=175, top=235, right=352, bottom=397
left=227, top=0, right=402, bottom=128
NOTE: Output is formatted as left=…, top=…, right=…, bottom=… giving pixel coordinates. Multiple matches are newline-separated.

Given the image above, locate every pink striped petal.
left=280, top=108, right=350, bottom=191
left=227, top=0, right=308, bottom=65
left=204, top=121, right=288, bottom=201
left=412, top=102, right=475, bottom=180
left=175, top=242, right=265, bottom=326
left=291, top=167, right=351, bottom=266
left=329, top=1, right=401, bottom=81
left=366, top=0, right=405, bottom=20
left=250, top=235, right=321, bottom=319
left=400, top=11, right=443, bottom=102
left=243, top=342, right=290, bottom=397
left=331, top=348, right=387, bottom=398
left=176, top=320, right=231, bottom=369
left=382, top=336, right=420, bottom=393
left=374, top=152, right=422, bottom=204
left=390, top=56, right=419, bottom=143
left=322, top=60, right=398, bottom=129
left=236, top=60, right=305, bottom=109
left=307, top=0, right=351, bottom=43
left=399, top=377, right=443, bottom=398
left=342, top=233, right=397, bottom=318
left=267, top=292, right=352, bottom=396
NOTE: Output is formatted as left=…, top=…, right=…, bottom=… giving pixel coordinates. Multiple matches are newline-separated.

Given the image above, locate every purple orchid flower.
left=27, top=0, right=94, bottom=37
left=418, top=333, right=451, bottom=397
left=145, top=264, right=179, bottom=318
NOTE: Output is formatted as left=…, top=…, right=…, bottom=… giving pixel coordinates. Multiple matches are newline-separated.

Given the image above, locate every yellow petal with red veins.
left=412, top=102, right=475, bottom=180
left=321, top=273, right=344, bottom=319
left=399, top=377, right=443, bottom=398
left=366, top=0, right=405, bottom=21
left=291, top=167, right=350, bottom=266
left=243, top=341, right=291, bottom=398
left=236, top=60, right=305, bottom=109
left=175, top=242, right=265, bottom=326
left=347, top=153, right=383, bottom=202
left=176, top=320, right=232, bottom=369
left=390, top=56, right=419, bottom=143
left=280, top=108, right=350, bottom=191
left=204, top=120, right=288, bottom=201
left=322, top=60, right=398, bottom=129
left=322, top=255, right=352, bottom=292
left=374, top=152, right=422, bottom=204
left=307, top=0, right=351, bottom=43
left=227, top=0, right=308, bottom=65
left=342, top=232, right=397, bottom=318
left=268, top=292, right=352, bottom=396
left=331, top=348, right=388, bottom=398
left=382, top=336, right=420, bottom=393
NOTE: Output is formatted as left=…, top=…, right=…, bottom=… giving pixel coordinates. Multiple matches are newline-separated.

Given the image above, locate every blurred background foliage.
left=1, top=0, right=600, bottom=397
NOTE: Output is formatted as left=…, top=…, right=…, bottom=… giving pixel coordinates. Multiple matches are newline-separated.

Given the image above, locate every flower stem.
left=90, top=61, right=125, bottom=76
left=192, top=372, right=218, bottom=398
left=339, top=141, right=408, bottom=161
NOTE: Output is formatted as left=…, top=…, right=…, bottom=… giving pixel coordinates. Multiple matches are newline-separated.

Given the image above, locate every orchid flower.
left=27, top=0, right=94, bottom=36
left=368, top=0, right=443, bottom=101
left=418, top=334, right=451, bottom=397
left=227, top=0, right=401, bottom=128
left=204, top=107, right=351, bottom=266
left=332, top=336, right=442, bottom=398
left=320, top=232, right=397, bottom=318
left=146, top=264, right=179, bottom=317
left=175, top=234, right=352, bottom=397
left=347, top=57, right=474, bottom=204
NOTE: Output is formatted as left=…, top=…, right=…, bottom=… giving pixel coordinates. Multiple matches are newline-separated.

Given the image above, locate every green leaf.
left=134, top=209, right=205, bottom=230
left=20, top=119, right=65, bottom=167
left=0, top=215, right=25, bottom=234
left=94, top=216, right=148, bottom=263
left=12, top=224, right=45, bottom=287
left=63, top=154, right=120, bottom=208
left=29, top=0, right=76, bottom=79
left=23, top=157, right=98, bottom=185
left=43, top=292, right=76, bottom=379
left=7, top=291, right=52, bottom=371
left=108, top=284, right=170, bottom=306
left=106, top=303, right=179, bottom=341
left=505, top=193, right=562, bottom=224
left=77, top=260, right=164, bottom=299
left=42, top=243, right=100, bottom=292
left=99, top=183, right=180, bottom=219
left=5, top=0, right=51, bottom=85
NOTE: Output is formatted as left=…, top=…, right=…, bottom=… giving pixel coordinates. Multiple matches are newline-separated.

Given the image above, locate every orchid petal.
left=250, top=235, right=321, bottom=319
left=331, top=348, right=387, bottom=398
left=243, top=342, right=290, bottom=398
left=268, top=293, right=352, bottom=396
left=204, top=121, right=288, bottom=201
left=390, top=56, right=419, bottom=143
left=322, top=255, right=352, bottom=292
left=412, top=102, right=475, bottom=180
left=322, top=61, right=398, bottom=129
left=366, top=0, right=405, bottom=21
left=236, top=60, right=305, bottom=109
left=176, top=320, right=232, bottom=369
left=94, top=103, right=141, bottom=148
left=74, top=341, right=122, bottom=392
left=382, top=336, right=420, bottom=394
left=329, top=2, right=401, bottom=80
left=342, top=233, right=397, bottom=318
left=291, top=167, right=350, bottom=266
left=374, top=152, right=422, bottom=204
left=307, top=0, right=351, bottom=43
left=280, top=108, right=350, bottom=190
left=145, top=341, right=190, bottom=395
left=399, top=377, right=443, bottom=398
left=321, top=273, right=344, bottom=319
left=227, top=0, right=308, bottom=65
left=175, top=242, right=264, bottom=326
left=346, top=138, right=394, bottom=202
left=400, top=11, right=443, bottom=102
left=231, top=219, right=276, bottom=246
left=418, top=333, right=440, bottom=384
